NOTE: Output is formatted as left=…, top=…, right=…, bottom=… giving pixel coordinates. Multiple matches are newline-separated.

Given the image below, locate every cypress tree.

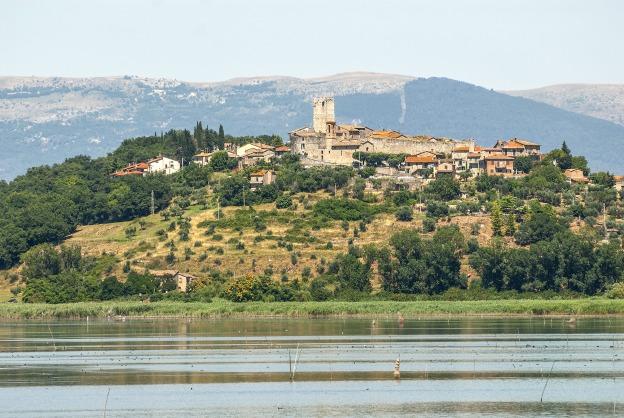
left=491, top=200, right=503, bottom=237
left=505, top=213, right=516, bottom=236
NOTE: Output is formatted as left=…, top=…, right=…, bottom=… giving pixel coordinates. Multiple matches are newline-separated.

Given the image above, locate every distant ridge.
left=506, top=84, right=624, bottom=127
left=1, top=73, right=624, bottom=179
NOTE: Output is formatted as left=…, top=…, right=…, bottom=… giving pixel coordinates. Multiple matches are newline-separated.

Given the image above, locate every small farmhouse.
left=249, top=169, right=276, bottom=190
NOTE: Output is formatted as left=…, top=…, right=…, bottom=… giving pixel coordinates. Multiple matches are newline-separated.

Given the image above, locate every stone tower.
left=312, top=97, right=335, bottom=134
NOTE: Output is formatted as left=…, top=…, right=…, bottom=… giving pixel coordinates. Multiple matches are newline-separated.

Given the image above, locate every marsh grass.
left=2, top=298, right=624, bottom=319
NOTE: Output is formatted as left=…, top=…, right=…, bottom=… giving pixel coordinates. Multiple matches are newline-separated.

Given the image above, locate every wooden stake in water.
left=103, top=387, right=111, bottom=418
left=540, top=361, right=556, bottom=402
left=394, top=356, right=401, bottom=379
left=289, top=344, right=301, bottom=381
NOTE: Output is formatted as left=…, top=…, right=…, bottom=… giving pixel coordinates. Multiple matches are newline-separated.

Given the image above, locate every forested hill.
left=2, top=73, right=624, bottom=179
left=0, top=126, right=278, bottom=269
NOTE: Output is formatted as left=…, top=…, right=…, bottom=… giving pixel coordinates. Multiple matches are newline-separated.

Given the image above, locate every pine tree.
left=505, top=213, right=516, bottom=236
left=562, top=141, right=571, bottom=155
left=491, top=200, right=503, bottom=237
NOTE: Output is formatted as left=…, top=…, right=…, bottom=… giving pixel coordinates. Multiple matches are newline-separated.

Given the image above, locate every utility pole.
left=217, top=177, right=221, bottom=220
left=603, top=203, right=608, bottom=239
left=150, top=190, right=155, bottom=215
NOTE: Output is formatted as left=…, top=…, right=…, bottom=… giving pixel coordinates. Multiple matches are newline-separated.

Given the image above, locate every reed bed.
left=1, top=298, right=624, bottom=319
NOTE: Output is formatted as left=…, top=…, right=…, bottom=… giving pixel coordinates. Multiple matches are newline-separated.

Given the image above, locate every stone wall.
left=289, top=132, right=469, bottom=167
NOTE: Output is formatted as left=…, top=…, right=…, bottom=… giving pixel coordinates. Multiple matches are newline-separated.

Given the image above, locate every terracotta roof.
left=513, top=138, right=540, bottom=147
left=274, top=146, right=290, bottom=152
left=502, top=140, right=525, bottom=149
left=193, top=151, right=212, bottom=158
left=467, top=152, right=482, bottom=158
left=371, top=130, right=403, bottom=139
left=245, top=149, right=274, bottom=157
left=254, top=143, right=275, bottom=150
left=484, top=154, right=514, bottom=161
left=563, top=169, right=589, bottom=183
left=251, top=170, right=268, bottom=176
left=120, top=162, right=148, bottom=171
left=453, top=145, right=471, bottom=152
left=405, top=154, right=438, bottom=164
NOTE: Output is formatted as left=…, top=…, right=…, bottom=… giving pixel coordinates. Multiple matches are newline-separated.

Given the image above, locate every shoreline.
left=1, top=298, right=624, bottom=319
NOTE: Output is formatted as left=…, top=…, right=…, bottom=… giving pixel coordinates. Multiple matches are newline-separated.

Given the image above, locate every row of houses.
left=192, top=142, right=290, bottom=168
left=112, top=142, right=287, bottom=185
left=403, top=138, right=541, bottom=178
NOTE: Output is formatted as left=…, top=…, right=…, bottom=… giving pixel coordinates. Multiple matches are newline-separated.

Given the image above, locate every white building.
left=147, top=156, right=180, bottom=175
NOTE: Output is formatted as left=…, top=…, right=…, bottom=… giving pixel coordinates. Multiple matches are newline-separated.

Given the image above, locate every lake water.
left=0, top=317, right=623, bottom=417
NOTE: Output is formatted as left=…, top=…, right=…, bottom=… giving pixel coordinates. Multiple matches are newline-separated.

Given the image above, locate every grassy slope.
left=1, top=298, right=623, bottom=319
left=52, top=190, right=494, bottom=289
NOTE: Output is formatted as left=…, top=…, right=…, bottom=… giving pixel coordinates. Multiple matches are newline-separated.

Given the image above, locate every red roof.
left=502, top=140, right=525, bottom=149
left=484, top=154, right=514, bottom=161
left=453, top=145, right=471, bottom=152
left=275, top=146, right=290, bottom=152
left=405, top=154, right=437, bottom=164
left=371, top=130, right=403, bottom=139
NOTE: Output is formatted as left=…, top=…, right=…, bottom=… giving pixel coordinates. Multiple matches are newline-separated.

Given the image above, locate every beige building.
left=193, top=151, right=213, bottom=166
left=484, top=154, right=515, bottom=177
left=289, top=97, right=471, bottom=167
left=564, top=168, right=589, bottom=184
left=250, top=169, right=276, bottom=190
left=404, top=152, right=439, bottom=174
left=150, top=270, right=196, bottom=292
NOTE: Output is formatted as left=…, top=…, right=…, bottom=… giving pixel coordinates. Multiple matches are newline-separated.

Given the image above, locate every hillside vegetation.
left=3, top=126, right=624, bottom=306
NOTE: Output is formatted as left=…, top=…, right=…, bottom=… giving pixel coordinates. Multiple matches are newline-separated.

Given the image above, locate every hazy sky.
left=2, top=0, right=622, bottom=89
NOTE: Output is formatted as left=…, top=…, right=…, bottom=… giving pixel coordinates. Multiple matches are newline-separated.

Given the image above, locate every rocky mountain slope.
left=506, top=84, right=624, bottom=127
left=2, top=73, right=624, bottom=179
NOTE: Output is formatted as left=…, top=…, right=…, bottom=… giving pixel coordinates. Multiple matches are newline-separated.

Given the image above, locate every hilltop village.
left=3, top=97, right=624, bottom=305
left=111, top=97, right=615, bottom=191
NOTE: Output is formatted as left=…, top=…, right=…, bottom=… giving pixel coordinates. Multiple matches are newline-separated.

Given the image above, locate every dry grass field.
left=59, top=190, right=497, bottom=287
left=0, top=189, right=500, bottom=298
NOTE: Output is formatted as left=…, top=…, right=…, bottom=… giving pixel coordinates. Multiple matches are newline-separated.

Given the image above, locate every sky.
left=2, top=0, right=623, bottom=90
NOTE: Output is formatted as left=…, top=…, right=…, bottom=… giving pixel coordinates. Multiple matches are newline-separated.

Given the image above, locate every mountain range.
left=1, top=72, right=623, bottom=179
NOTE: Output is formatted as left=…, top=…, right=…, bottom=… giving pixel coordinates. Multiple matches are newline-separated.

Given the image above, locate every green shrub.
left=422, top=217, right=436, bottom=232
left=275, top=194, right=293, bottom=209
left=314, top=198, right=377, bottom=221
left=606, top=282, right=624, bottom=299
left=395, top=206, right=413, bottom=222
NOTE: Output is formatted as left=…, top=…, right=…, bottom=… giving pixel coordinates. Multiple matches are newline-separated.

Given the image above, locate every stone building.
left=289, top=97, right=471, bottom=167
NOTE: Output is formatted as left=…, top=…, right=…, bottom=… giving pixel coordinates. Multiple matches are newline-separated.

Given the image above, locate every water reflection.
left=0, top=317, right=622, bottom=416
